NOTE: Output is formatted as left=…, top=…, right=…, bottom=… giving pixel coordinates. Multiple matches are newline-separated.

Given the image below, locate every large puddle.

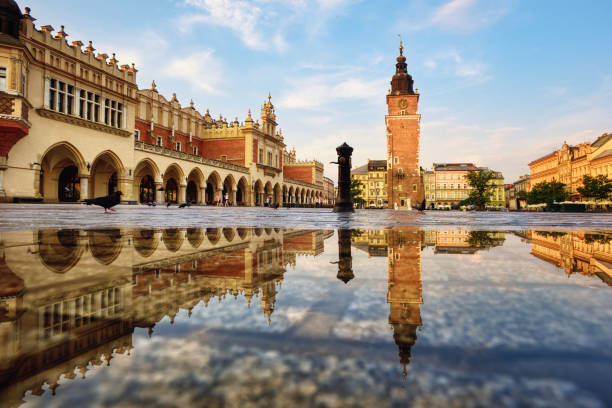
left=1, top=228, right=611, bottom=407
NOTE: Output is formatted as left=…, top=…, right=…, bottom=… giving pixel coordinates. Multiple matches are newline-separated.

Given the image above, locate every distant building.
left=528, top=132, right=612, bottom=200
left=323, top=177, right=335, bottom=205
left=427, top=163, right=505, bottom=209
left=506, top=175, right=530, bottom=210
left=350, top=159, right=388, bottom=208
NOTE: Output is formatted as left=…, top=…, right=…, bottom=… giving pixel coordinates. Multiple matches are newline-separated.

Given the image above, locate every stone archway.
left=40, top=142, right=86, bottom=202
left=163, top=164, right=184, bottom=204
left=237, top=177, right=249, bottom=206
left=264, top=181, right=273, bottom=206
left=273, top=183, right=282, bottom=205
left=254, top=180, right=264, bottom=206
left=206, top=171, right=222, bottom=205
left=90, top=151, right=124, bottom=199
left=134, top=159, right=160, bottom=204
left=222, top=175, right=236, bottom=206
left=186, top=168, right=205, bottom=204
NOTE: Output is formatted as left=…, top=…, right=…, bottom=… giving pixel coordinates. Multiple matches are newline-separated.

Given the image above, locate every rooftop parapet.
left=20, top=8, right=137, bottom=84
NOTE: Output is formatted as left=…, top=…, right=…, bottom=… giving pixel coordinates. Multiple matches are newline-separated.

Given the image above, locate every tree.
left=516, top=190, right=528, bottom=201
left=577, top=175, right=612, bottom=201
left=461, top=170, right=495, bottom=210
left=350, top=178, right=366, bottom=206
left=527, top=181, right=567, bottom=204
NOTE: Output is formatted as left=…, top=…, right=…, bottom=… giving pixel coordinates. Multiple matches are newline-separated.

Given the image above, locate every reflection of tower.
left=336, top=229, right=354, bottom=283
left=387, top=228, right=423, bottom=376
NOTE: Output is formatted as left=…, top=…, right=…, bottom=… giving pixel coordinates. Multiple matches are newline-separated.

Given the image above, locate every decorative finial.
left=190, top=99, right=194, bottom=108
left=24, top=7, right=31, bottom=16
left=398, top=34, right=403, bottom=56
left=268, top=93, right=271, bottom=101
left=247, top=109, right=252, bottom=121
left=151, top=80, right=157, bottom=91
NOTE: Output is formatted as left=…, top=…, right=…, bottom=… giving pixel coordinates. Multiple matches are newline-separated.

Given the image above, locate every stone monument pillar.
left=333, top=142, right=354, bottom=213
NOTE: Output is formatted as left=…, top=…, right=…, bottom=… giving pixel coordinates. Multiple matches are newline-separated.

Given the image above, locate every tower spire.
left=390, top=36, right=414, bottom=95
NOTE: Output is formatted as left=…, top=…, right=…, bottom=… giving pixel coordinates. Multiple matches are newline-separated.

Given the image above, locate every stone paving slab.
left=2, top=204, right=612, bottom=231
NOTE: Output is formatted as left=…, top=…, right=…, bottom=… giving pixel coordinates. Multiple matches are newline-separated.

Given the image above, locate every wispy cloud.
left=163, top=50, right=224, bottom=94
left=279, top=71, right=385, bottom=109
left=181, top=0, right=268, bottom=50
left=423, top=50, right=487, bottom=79
left=180, top=0, right=356, bottom=51
left=399, top=0, right=513, bottom=32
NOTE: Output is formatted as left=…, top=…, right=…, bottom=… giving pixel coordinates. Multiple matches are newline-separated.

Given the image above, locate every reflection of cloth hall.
left=0, top=227, right=332, bottom=406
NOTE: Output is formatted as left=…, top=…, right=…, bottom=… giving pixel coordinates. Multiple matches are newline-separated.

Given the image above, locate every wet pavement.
left=2, top=204, right=612, bottom=231
left=0, top=224, right=611, bottom=408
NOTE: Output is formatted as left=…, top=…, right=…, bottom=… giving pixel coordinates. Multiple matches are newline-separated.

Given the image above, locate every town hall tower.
left=386, top=40, right=424, bottom=209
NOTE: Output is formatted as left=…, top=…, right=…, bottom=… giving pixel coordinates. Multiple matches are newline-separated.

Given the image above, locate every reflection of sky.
left=19, top=230, right=612, bottom=407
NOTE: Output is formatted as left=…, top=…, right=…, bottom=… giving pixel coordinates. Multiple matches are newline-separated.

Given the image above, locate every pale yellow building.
left=429, top=163, right=505, bottom=209
left=350, top=159, right=387, bottom=208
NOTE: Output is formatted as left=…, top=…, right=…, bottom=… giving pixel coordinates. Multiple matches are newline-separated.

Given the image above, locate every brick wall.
left=202, top=139, right=245, bottom=166
left=284, top=166, right=313, bottom=183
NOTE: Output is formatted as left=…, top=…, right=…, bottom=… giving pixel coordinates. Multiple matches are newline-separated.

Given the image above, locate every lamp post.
left=333, top=142, right=354, bottom=213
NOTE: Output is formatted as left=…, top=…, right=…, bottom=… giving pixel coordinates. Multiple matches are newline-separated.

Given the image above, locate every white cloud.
left=430, top=0, right=512, bottom=31
left=279, top=73, right=385, bottom=109
left=180, top=0, right=355, bottom=51
left=163, top=50, right=224, bottom=94
left=398, top=0, right=513, bottom=33
left=181, top=0, right=268, bottom=50
left=423, top=50, right=487, bottom=80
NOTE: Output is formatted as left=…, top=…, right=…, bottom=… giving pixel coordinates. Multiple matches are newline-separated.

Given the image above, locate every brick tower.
left=386, top=39, right=424, bottom=209
left=387, top=228, right=423, bottom=376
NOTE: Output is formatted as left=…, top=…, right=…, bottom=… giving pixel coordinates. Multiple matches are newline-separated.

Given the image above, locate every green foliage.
left=463, top=170, right=495, bottom=210
left=577, top=175, right=612, bottom=200
left=516, top=190, right=528, bottom=200
left=527, top=181, right=568, bottom=204
left=466, top=231, right=505, bottom=248
left=350, top=178, right=366, bottom=205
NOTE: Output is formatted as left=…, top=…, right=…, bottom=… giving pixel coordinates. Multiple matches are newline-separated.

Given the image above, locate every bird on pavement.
left=83, top=191, right=122, bottom=213
left=167, top=202, right=172, bottom=208
left=179, top=201, right=192, bottom=208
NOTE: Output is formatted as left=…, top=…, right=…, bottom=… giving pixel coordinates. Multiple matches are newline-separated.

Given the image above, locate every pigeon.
left=84, top=191, right=122, bottom=213
left=167, top=202, right=172, bottom=208
left=179, top=201, right=192, bottom=208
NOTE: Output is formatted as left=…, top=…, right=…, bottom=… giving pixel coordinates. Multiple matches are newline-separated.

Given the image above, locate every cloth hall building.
left=0, top=2, right=329, bottom=206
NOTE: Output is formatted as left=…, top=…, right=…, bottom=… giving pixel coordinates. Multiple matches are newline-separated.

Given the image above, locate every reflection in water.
left=0, top=227, right=610, bottom=406
left=528, top=231, right=612, bottom=285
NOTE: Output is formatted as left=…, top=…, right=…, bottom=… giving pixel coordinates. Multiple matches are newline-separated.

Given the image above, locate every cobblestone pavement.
left=1, top=204, right=612, bottom=231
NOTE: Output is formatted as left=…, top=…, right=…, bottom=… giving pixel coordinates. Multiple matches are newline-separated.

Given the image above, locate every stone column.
left=0, top=168, right=5, bottom=198
left=155, top=182, right=163, bottom=204
left=179, top=184, right=187, bottom=204
left=199, top=185, right=206, bottom=205
left=80, top=175, right=89, bottom=201
left=231, top=188, right=237, bottom=206
left=118, top=176, right=133, bottom=203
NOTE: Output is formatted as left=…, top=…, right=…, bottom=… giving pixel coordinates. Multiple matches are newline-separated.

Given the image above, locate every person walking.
left=216, top=193, right=221, bottom=207
left=224, top=192, right=229, bottom=207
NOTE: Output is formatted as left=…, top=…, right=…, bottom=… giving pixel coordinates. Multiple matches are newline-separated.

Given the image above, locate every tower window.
left=134, top=130, right=140, bottom=141
left=156, top=136, right=163, bottom=146
left=413, top=184, right=417, bottom=192
left=394, top=157, right=399, bottom=164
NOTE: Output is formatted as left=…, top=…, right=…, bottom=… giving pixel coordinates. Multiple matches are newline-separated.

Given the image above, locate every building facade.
left=0, top=3, right=328, bottom=205
left=528, top=133, right=612, bottom=199
left=506, top=174, right=529, bottom=210
left=386, top=41, right=424, bottom=210
left=428, top=163, right=505, bottom=209
left=350, top=159, right=388, bottom=208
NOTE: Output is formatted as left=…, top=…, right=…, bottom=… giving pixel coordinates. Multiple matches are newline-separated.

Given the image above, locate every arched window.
left=58, top=166, right=80, bottom=202
left=165, top=178, right=178, bottom=203
left=139, top=175, right=155, bottom=203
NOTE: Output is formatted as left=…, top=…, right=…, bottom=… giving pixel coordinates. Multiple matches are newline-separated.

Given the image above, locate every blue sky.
left=23, top=0, right=612, bottom=182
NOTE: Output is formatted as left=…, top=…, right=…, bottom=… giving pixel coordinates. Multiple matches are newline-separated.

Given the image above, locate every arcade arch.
left=40, top=142, right=86, bottom=202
